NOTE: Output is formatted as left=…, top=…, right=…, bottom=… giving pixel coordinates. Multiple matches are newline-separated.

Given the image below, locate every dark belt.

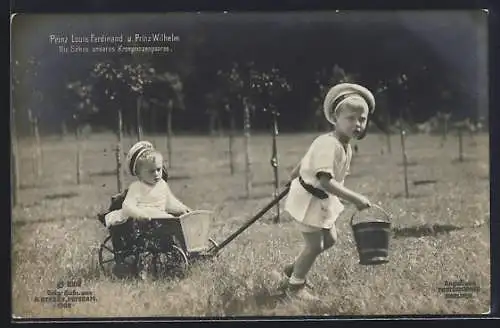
left=298, top=176, right=329, bottom=200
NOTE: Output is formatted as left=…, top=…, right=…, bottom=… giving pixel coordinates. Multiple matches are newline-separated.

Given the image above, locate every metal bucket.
left=350, top=205, right=392, bottom=265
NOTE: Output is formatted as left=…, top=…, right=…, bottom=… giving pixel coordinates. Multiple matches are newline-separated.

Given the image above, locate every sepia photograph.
left=10, top=10, right=490, bottom=318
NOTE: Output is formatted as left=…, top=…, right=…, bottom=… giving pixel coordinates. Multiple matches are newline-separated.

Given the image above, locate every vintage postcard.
left=11, top=10, right=490, bottom=319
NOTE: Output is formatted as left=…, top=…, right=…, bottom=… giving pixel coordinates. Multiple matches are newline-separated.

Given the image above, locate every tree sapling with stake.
left=400, top=127, right=410, bottom=198
left=250, top=66, right=292, bottom=223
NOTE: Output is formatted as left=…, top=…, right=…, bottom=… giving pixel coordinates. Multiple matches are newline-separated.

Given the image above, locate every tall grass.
left=12, top=133, right=490, bottom=317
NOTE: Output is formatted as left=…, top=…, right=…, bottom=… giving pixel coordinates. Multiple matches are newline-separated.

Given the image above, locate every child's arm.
left=318, top=174, right=371, bottom=210
left=164, top=183, right=191, bottom=214
left=122, top=183, right=150, bottom=219
left=308, top=135, right=370, bottom=210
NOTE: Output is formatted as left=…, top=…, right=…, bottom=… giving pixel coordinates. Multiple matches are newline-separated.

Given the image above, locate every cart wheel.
left=99, top=235, right=139, bottom=279
left=151, top=245, right=189, bottom=279
left=98, top=235, right=116, bottom=277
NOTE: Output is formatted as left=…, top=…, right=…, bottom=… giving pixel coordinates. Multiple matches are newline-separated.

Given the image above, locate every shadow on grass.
left=44, top=191, right=79, bottom=200
left=392, top=192, right=427, bottom=199
left=252, top=181, right=277, bottom=187
left=397, top=161, right=419, bottom=167
left=220, top=289, right=288, bottom=315
left=413, top=179, right=438, bottom=186
left=253, top=290, right=288, bottom=308
left=451, top=157, right=477, bottom=164
left=19, top=183, right=38, bottom=190
left=89, top=170, right=117, bottom=177
left=259, top=214, right=294, bottom=225
left=252, top=181, right=291, bottom=189
left=231, top=193, right=274, bottom=201
left=13, top=216, right=97, bottom=227
left=392, top=224, right=464, bottom=238
left=167, top=175, right=191, bottom=181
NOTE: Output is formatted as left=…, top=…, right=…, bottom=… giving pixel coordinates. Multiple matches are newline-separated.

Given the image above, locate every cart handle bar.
left=207, top=186, right=291, bottom=255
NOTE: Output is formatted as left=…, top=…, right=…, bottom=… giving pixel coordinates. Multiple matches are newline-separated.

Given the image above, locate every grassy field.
left=11, top=131, right=490, bottom=318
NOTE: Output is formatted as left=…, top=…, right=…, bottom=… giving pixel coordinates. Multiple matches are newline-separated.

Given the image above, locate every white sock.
left=289, top=274, right=305, bottom=285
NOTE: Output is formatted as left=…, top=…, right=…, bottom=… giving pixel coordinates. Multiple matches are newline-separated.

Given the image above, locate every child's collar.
left=331, top=131, right=351, bottom=146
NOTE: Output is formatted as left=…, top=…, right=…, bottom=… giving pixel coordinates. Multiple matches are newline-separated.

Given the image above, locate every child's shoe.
left=285, top=282, right=320, bottom=302
left=277, top=263, right=315, bottom=289
left=271, top=264, right=316, bottom=294
left=271, top=264, right=294, bottom=291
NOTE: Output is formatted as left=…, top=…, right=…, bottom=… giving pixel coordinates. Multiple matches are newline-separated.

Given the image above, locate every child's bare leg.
left=291, top=231, right=324, bottom=281
left=322, top=226, right=337, bottom=251
left=285, top=227, right=336, bottom=280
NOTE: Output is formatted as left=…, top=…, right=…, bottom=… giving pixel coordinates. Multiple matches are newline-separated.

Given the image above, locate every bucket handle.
left=350, top=204, right=392, bottom=227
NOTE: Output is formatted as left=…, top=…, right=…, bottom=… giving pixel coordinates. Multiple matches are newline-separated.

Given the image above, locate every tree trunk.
left=27, top=110, right=38, bottom=179
left=116, top=108, right=124, bottom=193
left=61, top=121, right=67, bottom=140
left=271, top=112, right=280, bottom=223
left=271, top=109, right=280, bottom=223
left=386, top=133, right=392, bottom=154
left=458, top=127, right=464, bottom=162
left=400, top=126, right=409, bottom=198
left=386, top=115, right=392, bottom=154
left=208, top=110, right=217, bottom=136
left=217, top=113, right=224, bottom=137
left=34, top=115, right=42, bottom=178
left=444, top=117, right=449, bottom=141
left=75, top=125, right=82, bottom=185
left=150, top=102, right=156, bottom=135
left=228, top=111, right=235, bottom=175
left=11, top=139, right=18, bottom=207
left=11, top=108, right=19, bottom=207
left=166, top=102, right=173, bottom=168
left=243, top=102, right=252, bottom=197
left=208, top=110, right=218, bottom=148
left=167, top=101, right=174, bottom=136
left=136, top=95, right=143, bottom=142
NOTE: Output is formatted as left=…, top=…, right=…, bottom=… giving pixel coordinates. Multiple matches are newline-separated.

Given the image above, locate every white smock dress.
left=105, top=179, right=176, bottom=227
left=284, top=133, right=352, bottom=231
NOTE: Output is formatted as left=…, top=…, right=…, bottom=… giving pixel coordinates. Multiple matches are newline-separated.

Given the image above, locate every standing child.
left=275, top=83, right=376, bottom=301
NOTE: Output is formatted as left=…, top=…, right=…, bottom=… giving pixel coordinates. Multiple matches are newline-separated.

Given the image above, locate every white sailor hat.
left=126, top=141, right=155, bottom=176
left=323, top=83, right=376, bottom=125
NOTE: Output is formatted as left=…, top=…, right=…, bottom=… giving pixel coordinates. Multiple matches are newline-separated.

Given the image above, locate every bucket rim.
left=351, top=204, right=392, bottom=227
left=352, top=220, right=391, bottom=227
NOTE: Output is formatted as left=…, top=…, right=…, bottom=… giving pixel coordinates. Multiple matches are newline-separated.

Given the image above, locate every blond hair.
left=135, top=149, right=163, bottom=172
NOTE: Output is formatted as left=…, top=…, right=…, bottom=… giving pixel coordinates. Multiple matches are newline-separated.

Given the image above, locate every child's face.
left=335, top=104, right=369, bottom=140
left=137, top=154, right=163, bottom=185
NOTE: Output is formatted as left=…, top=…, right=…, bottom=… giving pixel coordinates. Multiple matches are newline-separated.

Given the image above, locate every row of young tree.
left=10, top=55, right=360, bottom=208
left=10, top=53, right=462, bottom=214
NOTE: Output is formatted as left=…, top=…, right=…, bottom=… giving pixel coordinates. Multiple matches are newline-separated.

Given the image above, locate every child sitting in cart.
left=105, top=141, right=191, bottom=226
left=104, top=141, right=191, bottom=278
